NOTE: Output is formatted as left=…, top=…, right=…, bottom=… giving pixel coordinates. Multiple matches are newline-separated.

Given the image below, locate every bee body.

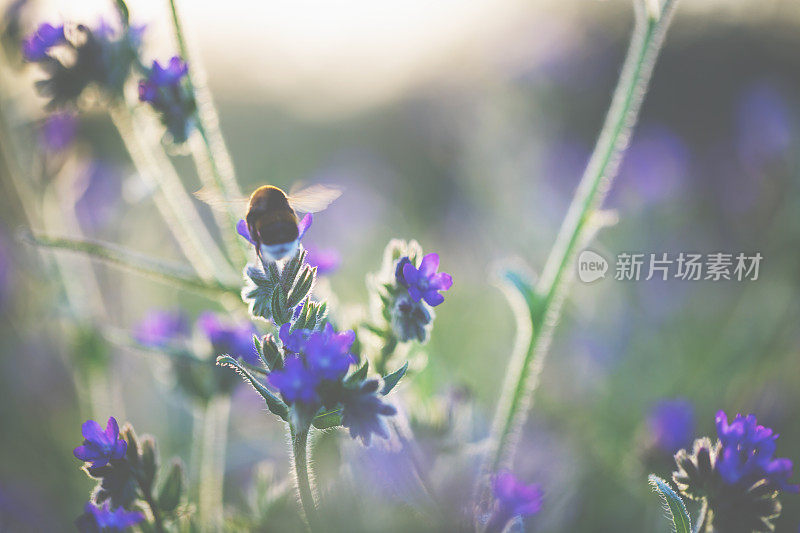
left=246, top=186, right=300, bottom=262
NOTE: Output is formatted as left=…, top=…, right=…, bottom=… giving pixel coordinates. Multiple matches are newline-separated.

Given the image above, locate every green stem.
left=21, top=232, right=241, bottom=296
left=481, top=0, right=678, bottom=480
left=109, top=105, right=236, bottom=282
left=290, top=426, right=320, bottom=532
left=198, top=395, right=231, bottom=532
left=141, top=486, right=166, bottom=533
left=167, top=0, right=249, bottom=266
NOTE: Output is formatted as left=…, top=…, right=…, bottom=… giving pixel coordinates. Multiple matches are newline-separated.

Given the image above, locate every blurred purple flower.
left=305, top=247, right=340, bottom=275
left=490, top=470, right=543, bottom=529
left=74, top=161, right=122, bottom=230
left=76, top=501, right=144, bottom=532
left=39, top=112, right=76, bottom=152
left=138, top=56, right=194, bottom=143
left=73, top=417, right=126, bottom=469
left=133, top=309, right=189, bottom=348
left=22, top=23, right=64, bottom=62
left=401, top=253, right=453, bottom=307
left=279, top=323, right=312, bottom=353
left=197, top=312, right=259, bottom=366
left=267, top=355, right=319, bottom=404
left=736, top=82, right=794, bottom=169
left=616, top=125, right=689, bottom=204
left=716, top=411, right=799, bottom=493
left=341, top=379, right=397, bottom=446
left=647, top=398, right=694, bottom=453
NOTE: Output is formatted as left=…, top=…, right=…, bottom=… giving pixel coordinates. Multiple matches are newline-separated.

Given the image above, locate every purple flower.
left=133, top=309, right=189, bottom=348
left=278, top=323, right=312, bottom=353
left=647, top=398, right=694, bottom=453
left=267, top=355, right=319, bottom=404
left=73, top=417, right=127, bottom=469
left=138, top=56, right=194, bottom=143
left=402, top=253, right=453, bottom=307
left=306, top=247, right=340, bottom=275
left=197, top=312, right=259, bottom=366
left=492, top=471, right=543, bottom=517
left=341, top=379, right=397, bottom=446
left=736, top=82, right=793, bottom=169
left=39, top=112, right=76, bottom=151
left=715, top=411, right=799, bottom=493
left=76, top=501, right=144, bottom=532
left=616, top=125, right=689, bottom=205
left=22, top=23, right=65, bottom=62
left=304, top=323, right=356, bottom=381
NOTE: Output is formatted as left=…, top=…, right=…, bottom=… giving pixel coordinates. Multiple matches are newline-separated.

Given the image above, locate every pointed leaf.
left=312, top=408, right=342, bottom=429
left=217, top=356, right=289, bottom=420
left=345, top=360, right=369, bottom=386
left=649, top=474, right=692, bottom=533
left=158, top=460, right=184, bottom=513
left=381, top=361, right=408, bottom=395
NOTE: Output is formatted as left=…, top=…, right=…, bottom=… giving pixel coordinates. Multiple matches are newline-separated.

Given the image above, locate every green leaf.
left=242, top=263, right=277, bottom=320
left=345, top=360, right=369, bottom=385
left=649, top=474, right=692, bottom=533
left=312, top=408, right=342, bottom=429
left=270, top=285, right=290, bottom=325
left=381, top=361, right=408, bottom=395
left=261, top=335, right=283, bottom=370
left=217, top=356, right=289, bottom=420
left=158, top=460, right=185, bottom=513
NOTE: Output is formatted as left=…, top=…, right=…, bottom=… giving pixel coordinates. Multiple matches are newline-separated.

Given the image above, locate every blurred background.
left=2, top=0, right=800, bottom=530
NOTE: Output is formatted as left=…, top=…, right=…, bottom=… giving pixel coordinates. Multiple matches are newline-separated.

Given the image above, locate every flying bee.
left=197, top=184, right=342, bottom=262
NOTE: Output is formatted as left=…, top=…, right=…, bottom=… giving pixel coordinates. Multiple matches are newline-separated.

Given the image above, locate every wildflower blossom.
left=304, top=323, right=356, bottom=381
left=138, top=56, right=195, bottom=143
left=340, top=379, right=397, bottom=446
left=306, top=247, right=340, bottom=275
left=26, top=19, right=143, bottom=109
left=715, top=411, right=799, bottom=493
left=401, top=253, right=452, bottom=307
left=197, top=311, right=259, bottom=366
left=21, top=23, right=64, bottom=62
left=647, top=398, right=694, bottom=453
left=267, top=355, right=320, bottom=404
left=133, top=309, right=188, bottom=348
left=73, top=417, right=126, bottom=469
left=672, top=411, right=799, bottom=532
left=76, top=501, right=143, bottom=532
left=39, top=111, right=76, bottom=151
left=390, top=294, right=432, bottom=343
left=484, top=471, right=543, bottom=532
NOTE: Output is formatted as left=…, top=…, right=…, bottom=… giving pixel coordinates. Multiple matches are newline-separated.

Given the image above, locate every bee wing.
left=286, top=184, right=343, bottom=213
left=194, top=186, right=249, bottom=214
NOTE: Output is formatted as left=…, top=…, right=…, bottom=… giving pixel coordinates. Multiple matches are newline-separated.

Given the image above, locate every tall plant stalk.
left=480, top=0, right=679, bottom=489
left=290, top=425, right=320, bottom=532
left=197, top=395, right=231, bottom=532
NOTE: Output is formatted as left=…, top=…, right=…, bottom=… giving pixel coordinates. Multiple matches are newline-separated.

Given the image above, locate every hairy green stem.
left=109, top=105, right=235, bottom=282
left=481, top=0, right=678, bottom=482
left=167, top=0, right=249, bottom=266
left=22, top=232, right=240, bottom=296
left=198, top=395, right=231, bottom=532
left=290, top=426, right=320, bottom=532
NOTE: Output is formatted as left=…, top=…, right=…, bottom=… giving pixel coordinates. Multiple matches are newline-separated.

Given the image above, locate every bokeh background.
left=2, top=0, right=800, bottom=530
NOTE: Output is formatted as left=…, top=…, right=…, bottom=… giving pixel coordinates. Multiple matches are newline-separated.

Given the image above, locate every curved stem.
left=481, top=0, right=679, bottom=483
left=167, top=0, right=249, bottom=267
left=198, top=395, right=231, bottom=532
left=21, top=232, right=241, bottom=297
left=290, top=426, right=320, bottom=532
left=109, top=105, right=236, bottom=282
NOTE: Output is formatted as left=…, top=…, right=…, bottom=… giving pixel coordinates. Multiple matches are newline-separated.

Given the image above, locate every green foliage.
left=649, top=474, right=692, bottom=533
left=216, top=355, right=289, bottom=420
left=241, top=249, right=317, bottom=325
left=158, top=460, right=185, bottom=513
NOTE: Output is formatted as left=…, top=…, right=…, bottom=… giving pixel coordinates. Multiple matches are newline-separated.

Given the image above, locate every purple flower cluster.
left=73, top=418, right=126, bottom=469
left=647, top=398, right=694, bottom=453
left=397, top=253, right=452, bottom=307
left=23, top=20, right=143, bottom=109
left=21, top=23, right=65, bottom=62
left=197, top=311, right=259, bottom=366
left=133, top=309, right=189, bottom=348
left=76, top=501, right=143, bottom=532
left=268, top=323, right=396, bottom=445
left=715, top=411, right=799, bottom=493
left=485, top=471, right=543, bottom=531
left=138, top=56, right=195, bottom=143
